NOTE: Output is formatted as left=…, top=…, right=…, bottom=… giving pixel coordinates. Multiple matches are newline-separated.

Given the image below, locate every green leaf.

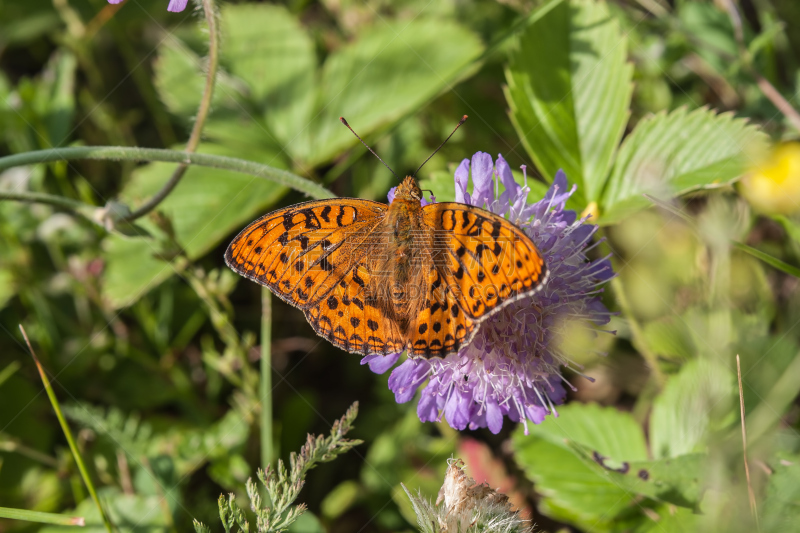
left=320, top=481, right=360, bottom=519
left=305, top=18, right=484, bottom=166
left=513, top=403, right=648, bottom=530
left=762, top=455, right=800, bottom=532
left=567, top=442, right=705, bottom=510
left=601, top=107, right=768, bottom=224
left=154, top=38, right=241, bottom=118
left=221, top=4, right=316, bottom=151
left=505, top=0, right=633, bottom=203
left=642, top=316, right=697, bottom=361
left=513, top=436, right=631, bottom=531
left=39, top=488, right=170, bottom=533
left=101, top=136, right=288, bottom=308
left=649, top=358, right=735, bottom=459
left=630, top=505, right=699, bottom=532
left=528, top=402, right=649, bottom=460
left=40, top=50, right=76, bottom=147
left=0, top=268, right=14, bottom=311
left=678, top=2, right=738, bottom=76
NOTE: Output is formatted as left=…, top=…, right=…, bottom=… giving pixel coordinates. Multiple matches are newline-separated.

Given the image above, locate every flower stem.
left=261, top=287, right=273, bottom=468
left=0, top=191, right=96, bottom=219
left=123, top=0, right=220, bottom=222
left=19, top=326, right=113, bottom=533
left=609, top=275, right=665, bottom=387
left=0, top=147, right=333, bottom=200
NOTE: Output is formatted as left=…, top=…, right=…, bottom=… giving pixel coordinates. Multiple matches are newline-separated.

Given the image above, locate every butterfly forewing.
left=422, top=203, right=547, bottom=321
left=225, top=199, right=387, bottom=308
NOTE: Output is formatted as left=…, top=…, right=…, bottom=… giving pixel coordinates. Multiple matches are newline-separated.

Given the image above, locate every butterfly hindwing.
left=408, top=266, right=475, bottom=357
left=225, top=199, right=387, bottom=308
left=305, top=261, right=406, bottom=355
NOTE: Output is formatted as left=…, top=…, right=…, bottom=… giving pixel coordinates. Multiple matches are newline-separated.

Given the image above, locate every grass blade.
left=19, top=325, right=114, bottom=533
left=0, top=506, right=85, bottom=526
left=732, top=241, right=800, bottom=278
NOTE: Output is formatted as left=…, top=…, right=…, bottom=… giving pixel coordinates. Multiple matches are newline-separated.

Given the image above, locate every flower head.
left=363, top=153, right=614, bottom=434
left=740, top=142, right=800, bottom=215
left=107, top=0, right=188, bottom=12
left=402, top=458, right=532, bottom=533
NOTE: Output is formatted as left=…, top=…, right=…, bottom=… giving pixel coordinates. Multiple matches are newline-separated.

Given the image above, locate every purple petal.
left=387, top=186, right=397, bottom=204
left=470, top=152, right=494, bottom=206
left=167, top=0, right=189, bottom=11
left=485, top=397, right=503, bottom=434
left=444, top=388, right=472, bottom=430
left=388, top=359, right=428, bottom=403
left=361, top=352, right=401, bottom=374
left=454, top=159, right=470, bottom=203
left=496, top=154, right=520, bottom=205
left=417, top=386, right=440, bottom=422
left=107, top=0, right=124, bottom=4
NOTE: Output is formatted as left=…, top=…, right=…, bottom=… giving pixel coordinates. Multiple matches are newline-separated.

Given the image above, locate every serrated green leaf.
left=513, top=403, right=648, bottom=531
left=528, top=402, right=649, bottom=461
left=601, top=107, right=768, bottom=224
left=154, top=38, right=242, bottom=118
left=221, top=4, right=315, bottom=151
left=568, top=441, right=705, bottom=510
left=514, top=434, right=631, bottom=531
left=649, top=358, right=735, bottom=459
left=505, top=0, right=633, bottom=203
left=305, top=18, right=484, bottom=166
left=101, top=138, right=288, bottom=308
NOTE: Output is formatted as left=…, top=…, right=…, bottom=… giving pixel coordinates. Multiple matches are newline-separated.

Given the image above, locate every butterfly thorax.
left=375, top=176, right=430, bottom=333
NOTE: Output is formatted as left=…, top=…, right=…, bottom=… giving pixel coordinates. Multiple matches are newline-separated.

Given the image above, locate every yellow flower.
left=740, top=143, right=800, bottom=215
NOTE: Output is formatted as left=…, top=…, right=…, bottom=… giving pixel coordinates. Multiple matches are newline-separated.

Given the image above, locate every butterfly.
left=225, top=118, right=548, bottom=359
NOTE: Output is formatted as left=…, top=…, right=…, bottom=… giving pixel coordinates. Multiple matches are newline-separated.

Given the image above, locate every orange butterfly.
left=225, top=118, right=548, bottom=358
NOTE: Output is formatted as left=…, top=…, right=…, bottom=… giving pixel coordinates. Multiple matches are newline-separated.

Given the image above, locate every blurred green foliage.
left=1, top=0, right=800, bottom=532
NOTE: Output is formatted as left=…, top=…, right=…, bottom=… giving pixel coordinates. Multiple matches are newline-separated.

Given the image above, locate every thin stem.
left=0, top=147, right=333, bottom=200
left=0, top=436, right=60, bottom=468
left=0, top=506, right=84, bottom=527
left=609, top=275, right=665, bottom=386
left=123, top=0, right=221, bottom=222
left=0, top=191, right=97, bottom=220
left=600, top=229, right=666, bottom=386
left=736, top=354, right=760, bottom=530
left=261, top=288, right=273, bottom=468
left=19, top=326, right=114, bottom=533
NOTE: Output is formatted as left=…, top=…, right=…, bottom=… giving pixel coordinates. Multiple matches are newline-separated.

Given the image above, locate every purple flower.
left=364, top=153, right=614, bottom=434
left=107, top=0, right=189, bottom=12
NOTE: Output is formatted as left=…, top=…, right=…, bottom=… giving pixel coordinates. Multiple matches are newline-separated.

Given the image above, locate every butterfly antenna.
left=413, top=115, right=468, bottom=177
left=340, top=117, right=399, bottom=180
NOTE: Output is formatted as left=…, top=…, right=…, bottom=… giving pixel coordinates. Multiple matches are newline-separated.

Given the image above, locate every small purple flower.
left=107, top=0, right=188, bottom=12
left=364, top=153, right=614, bottom=434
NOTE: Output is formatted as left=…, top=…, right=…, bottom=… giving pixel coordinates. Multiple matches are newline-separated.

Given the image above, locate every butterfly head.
left=395, top=176, right=423, bottom=202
